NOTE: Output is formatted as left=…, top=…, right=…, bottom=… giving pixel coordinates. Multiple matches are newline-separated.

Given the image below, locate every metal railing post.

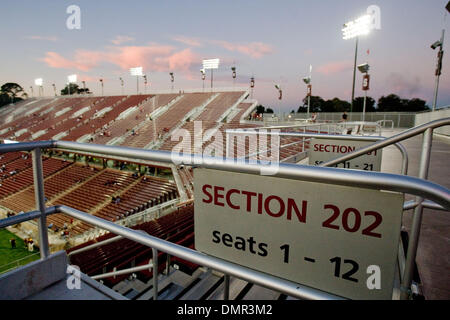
left=152, top=247, right=158, bottom=300
left=31, top=148, right=50, bottom=259
left=224, top=274, right=230, bottom=300
left=400, top=128, right=433, bottom=300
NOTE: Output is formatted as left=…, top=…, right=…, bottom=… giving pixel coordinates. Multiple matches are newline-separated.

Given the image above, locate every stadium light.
left=30, top=86, right=33, bottom=97
left=143, top=75, right=148, bottom=94
left=119, top=77, right=124, bottom=95
left=357, top=63, right=370, bottom=122
left=52, top=83, right=56, bottom=96
left=302, top=74, right=312, bottom=117
left=81, top=81, right=86, bottom=94
left=200, top=69, right=206, bottom=92
left=202, top=59, right=220, bottom=89
left=169, top=72, right=174, bottom=92
left=35, top=78, right=43, bottom=97
left=130, top=67, right=143, bottom=94
left=99, top=78, right=104, bottom=96
left=342, top=14, right=372, bottom=113
left=430, top=29, right=445, bottom=111
left=231, top=66, right=236, bottom=87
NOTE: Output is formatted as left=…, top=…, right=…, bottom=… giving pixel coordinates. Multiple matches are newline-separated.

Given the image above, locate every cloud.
left=385, top=72, right=421, bottom=96
left=172, top=35, right=203, bottom=47
left=213, top=40, right=273, bottom=58
left=110, top=35, right=135, bottom=45
left=25, top=35, right=58, bottom=42
left=41, top=44, right=199, bottom=74
left=316, top=61, right=353, bottom=75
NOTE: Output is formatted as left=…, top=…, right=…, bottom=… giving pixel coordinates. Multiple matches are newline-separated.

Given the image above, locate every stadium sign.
left=309, top=138, right=382, bottom=171
left=194, top=168, right=403, bottom=299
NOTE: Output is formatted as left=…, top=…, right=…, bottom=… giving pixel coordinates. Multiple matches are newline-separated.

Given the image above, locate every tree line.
left=0, top=82, right=91, bottom=108
left=255, top=94, right=430, bottom=114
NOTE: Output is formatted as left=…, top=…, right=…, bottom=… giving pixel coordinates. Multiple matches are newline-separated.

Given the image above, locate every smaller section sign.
left=309, top=138, right=382, bottom=171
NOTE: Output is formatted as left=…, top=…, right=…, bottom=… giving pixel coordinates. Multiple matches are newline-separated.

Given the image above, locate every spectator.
left=10, top=238, right=16, bottom=249
left=341, top=112, right=348, bottom=122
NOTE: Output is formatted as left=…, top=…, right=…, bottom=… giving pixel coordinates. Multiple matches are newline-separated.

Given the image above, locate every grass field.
left=0, top=228, right=40, bottom=273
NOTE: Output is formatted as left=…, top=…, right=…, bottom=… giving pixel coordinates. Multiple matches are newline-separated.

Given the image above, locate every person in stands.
left=341, top=111, right=348, bottom=122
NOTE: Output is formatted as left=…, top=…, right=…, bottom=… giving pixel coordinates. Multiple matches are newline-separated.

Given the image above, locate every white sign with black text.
left=194, top=168, right=403, bottom=299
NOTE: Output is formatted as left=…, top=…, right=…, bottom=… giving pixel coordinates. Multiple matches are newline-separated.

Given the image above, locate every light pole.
left=231, top=66, right=236, bottom=87
left=202, top=59, right=220, bottom=91
left=30, top=86, right=34, bottom=97
left=119, top=77, right=124, bottom=95
left=342, top=14, right=371, bottom=113
left=302, top=77, right=312, bottom=118
left=143, top=75, right=148, bottom=94
left=99, top=79, right=104, bottom=96
left=431, top=29, right=445, bottom=111
left=52, top=84, right=56, bottom=96
left=357, top=63, right=370, bottom=122
left=169, top=72, right=174, bottom=92
left=250, top=77, right=255, bottom=99
left=130, top=67, right=143, bottom=95
left=274, top=84, right=282, bottom=116
left=81, top=81, right=86, bottom=94
left=200, top=69, right=206, bottom=92
left=68, top=74, right=77, bottom=95
left=35, top=78, right=43, bottom=97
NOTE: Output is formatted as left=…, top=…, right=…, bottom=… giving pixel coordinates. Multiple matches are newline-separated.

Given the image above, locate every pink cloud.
left=110, top=35, right=135, bottom=45
left=41, top=51, right=99, bottom=72
left=213, top=41, right=273, bottom=58
left=316, top=61, right=353, bottom=75
left=172, top=36, right=203, bottom=47
left=26, top=35, right=58, bottom=42
left=41, top=45, right=199, bottom=74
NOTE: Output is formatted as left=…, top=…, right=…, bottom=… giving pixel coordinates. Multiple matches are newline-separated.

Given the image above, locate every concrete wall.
left=415, top=108, right=450, bottom=136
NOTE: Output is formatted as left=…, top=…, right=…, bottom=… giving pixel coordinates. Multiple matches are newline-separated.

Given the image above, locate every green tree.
left=0, top=83, right=28, bottom=107
left=298, top=95, right=324, bottom=112
left=61, top=83, right=91, bottom=95
left=266, top=108, right=274, bottom=113
left=377, top=94, right=404, bottom=111
left=404, top=98, right=429, bottom=112
left=352, top=96, right=376, bottom=112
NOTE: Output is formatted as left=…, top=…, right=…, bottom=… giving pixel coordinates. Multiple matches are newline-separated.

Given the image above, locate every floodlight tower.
left=202, top=59, right=220, bottom=90
left=81, top=81, right=86, bottom=94
left=143, top=75, right=148, bottom=94
left=130, top=67, right=143, bottom=95
left=342, top=14, right=371, bottom=113
left=35, top=78, right=43, bottom=97
left=169, top=72, right=174, bottom=92
left=99, top=78, right=104, bottom=96
left=430, top=29, right=445, bottom=111
left=52, top=83, right=56, bottom=96
left=119, top=77, right=124, bottom=95
left=231, top=66, right=236, bottom=87
left=30, top=86, right=34, bottom=98
left=67, top=74, right=77, bottom=95
left=274, top=84, right=282, bottom=116
left=250, top=77, right=255, bottom=99
left=357, top=63, right=370, bottom=121
left=302, top=77, right=312, bottom=117
left=200, top=69, right=206, bottom=92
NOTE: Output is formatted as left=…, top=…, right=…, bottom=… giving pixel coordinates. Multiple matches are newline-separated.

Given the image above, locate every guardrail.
left=0, top=119, right=449, bottom=300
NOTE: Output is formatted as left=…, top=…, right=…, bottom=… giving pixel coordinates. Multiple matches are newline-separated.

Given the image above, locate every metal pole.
left=307, top=95, right=311, bottom=118
left=152, top=247, right=158, bottom=300
left=351, top=37, right=359, bottom=113
left=432, top=29, right=445, bottom=111
left=362, top=89, right=367, bottom=122
left=31, top=148, right=50, bottom=259
left=432, top=72, right=441, bottom=112
left=400, top=128, right=433, bottom=300
left=137, top=76, right=139, bottom=95
left=224, top=274, right=230, bottom=300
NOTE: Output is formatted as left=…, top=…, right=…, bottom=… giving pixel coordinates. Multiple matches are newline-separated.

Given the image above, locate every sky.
left=0, top=0, right=449, bottom=113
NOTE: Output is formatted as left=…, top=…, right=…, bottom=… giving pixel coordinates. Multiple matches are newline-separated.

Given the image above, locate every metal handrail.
left=0, top=125, right=449, bottom=299
left=319, top=118, right=450, bottom=167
